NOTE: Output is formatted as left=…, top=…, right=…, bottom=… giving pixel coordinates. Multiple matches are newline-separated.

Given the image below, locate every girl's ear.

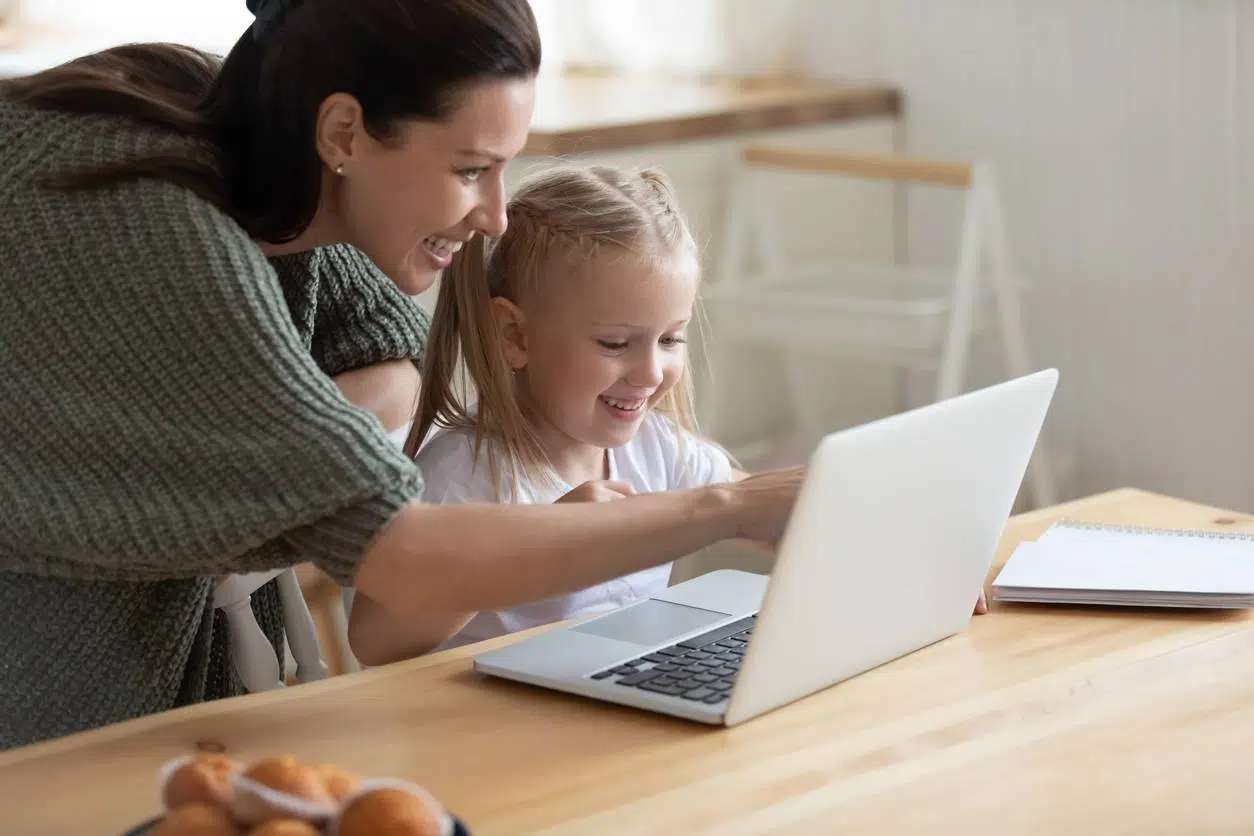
left=490, top=297, right=528, bottom=371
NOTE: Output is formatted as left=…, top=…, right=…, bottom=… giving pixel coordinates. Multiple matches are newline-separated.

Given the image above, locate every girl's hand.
left=973, top=589, right=988, bottom=615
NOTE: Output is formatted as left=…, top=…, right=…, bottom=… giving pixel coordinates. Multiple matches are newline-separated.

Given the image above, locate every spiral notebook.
left=990, top=521, right=1254, bottom=608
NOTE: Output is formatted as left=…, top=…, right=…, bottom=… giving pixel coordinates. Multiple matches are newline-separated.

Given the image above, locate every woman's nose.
left=472, top=176, right=508, bottom=238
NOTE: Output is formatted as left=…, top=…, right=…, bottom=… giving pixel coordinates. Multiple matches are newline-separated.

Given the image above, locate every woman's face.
left=319, top=77, right=536, bottom=295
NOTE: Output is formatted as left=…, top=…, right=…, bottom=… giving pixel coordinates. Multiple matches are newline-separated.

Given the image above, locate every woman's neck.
left=255, top=190, right=342, bottom=257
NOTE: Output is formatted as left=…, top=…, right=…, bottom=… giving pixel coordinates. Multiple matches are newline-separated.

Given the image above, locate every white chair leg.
left=933, top=187, right=984, bottom=402
left=975, top=166, right=1059, bottom=506
left=336, top=587, right=362, bottom=673
left=276, top=568, right=329, bottom=683
left=221, top=595, right=285, bottom=692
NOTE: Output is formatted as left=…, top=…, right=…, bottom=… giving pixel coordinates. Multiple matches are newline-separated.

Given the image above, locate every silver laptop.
left=473, top=369, right=1059, bottom=726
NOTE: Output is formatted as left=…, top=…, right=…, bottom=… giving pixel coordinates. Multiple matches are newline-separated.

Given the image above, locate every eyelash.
left=597, top=336, right=688, bottom=352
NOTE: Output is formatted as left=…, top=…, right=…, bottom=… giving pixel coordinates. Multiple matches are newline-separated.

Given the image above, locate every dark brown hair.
left=0, top=0, right=541, bottom=243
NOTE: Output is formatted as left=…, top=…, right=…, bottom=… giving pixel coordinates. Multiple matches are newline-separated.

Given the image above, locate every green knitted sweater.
left=0, top=98, right=430, bottom=751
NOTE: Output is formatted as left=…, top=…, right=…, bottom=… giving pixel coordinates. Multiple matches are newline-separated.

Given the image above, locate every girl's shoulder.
left=413, top=424, right=483, bottom=478
left=632, top=410, right=706, bottom=454
left=615, top=412, right=733, bottom=491
left=412, top=424, right=520, bottom=504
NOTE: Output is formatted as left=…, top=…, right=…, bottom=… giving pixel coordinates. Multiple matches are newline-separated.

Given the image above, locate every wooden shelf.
left=525, top=70, right=900, bottom=156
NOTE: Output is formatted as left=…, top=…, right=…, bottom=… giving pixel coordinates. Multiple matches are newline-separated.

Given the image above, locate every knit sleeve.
left=0, top=174, right=423, bottom=587
left=308, top=245, right=431, bottom=378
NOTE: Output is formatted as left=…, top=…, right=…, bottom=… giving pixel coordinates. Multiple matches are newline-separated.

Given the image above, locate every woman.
left=0, top=0, right=802, bottom=751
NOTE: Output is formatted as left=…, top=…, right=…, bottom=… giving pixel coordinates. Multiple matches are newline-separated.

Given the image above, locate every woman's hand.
left=973, top=589, right=988, bottom=615
left=721, top=466, right=806, bottom=544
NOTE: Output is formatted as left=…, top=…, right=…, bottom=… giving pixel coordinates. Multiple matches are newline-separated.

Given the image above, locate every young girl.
left=406, top=163, right=745, bottom=649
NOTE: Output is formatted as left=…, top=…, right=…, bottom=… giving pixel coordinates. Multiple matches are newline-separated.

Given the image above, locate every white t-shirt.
left=416, top=411, right=734, bottom=649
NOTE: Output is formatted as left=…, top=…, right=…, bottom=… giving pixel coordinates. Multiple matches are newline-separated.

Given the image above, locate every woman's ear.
left=314, top=92, right=366, bottom=172
left=490, top=297, right=528, bottom=371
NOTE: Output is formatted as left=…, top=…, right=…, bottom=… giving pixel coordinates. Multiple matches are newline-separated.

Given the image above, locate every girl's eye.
left=660, top=335, right=688, bottom=347
left=597, top=339, right=628, bottom=351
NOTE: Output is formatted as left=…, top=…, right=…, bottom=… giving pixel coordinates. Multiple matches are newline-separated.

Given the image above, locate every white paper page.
left=1040, top=523, right=1254, bottom=560
left=992, top=538, right=1254, bottom=595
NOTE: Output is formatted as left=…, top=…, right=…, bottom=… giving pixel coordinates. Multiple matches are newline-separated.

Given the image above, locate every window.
left=13, top=0, right=799, bottom=77
left=535, top=0, right=801, bottom=76
left=14, top=0, right=243, bottom=55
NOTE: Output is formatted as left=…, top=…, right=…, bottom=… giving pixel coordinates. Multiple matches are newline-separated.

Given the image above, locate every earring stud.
left=334, top=164, right=345, bottom=176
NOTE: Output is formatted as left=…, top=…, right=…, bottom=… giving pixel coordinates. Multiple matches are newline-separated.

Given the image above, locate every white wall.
left=21, top=1, right=248, bottom=51
left=800, top=0, right=1254, bottom=511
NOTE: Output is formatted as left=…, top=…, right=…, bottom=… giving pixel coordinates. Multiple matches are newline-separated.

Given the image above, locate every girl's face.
left=318, top=77, right=535, bottom=295
left=495, top=247, right=700, bottom=458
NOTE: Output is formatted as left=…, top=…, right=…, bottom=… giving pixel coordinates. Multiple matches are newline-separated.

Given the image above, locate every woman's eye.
left=457, top=168, right=486, bottom=183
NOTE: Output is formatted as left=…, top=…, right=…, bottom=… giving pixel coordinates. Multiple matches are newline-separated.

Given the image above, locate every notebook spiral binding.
left=1057, top=520, right=1254, bottom=542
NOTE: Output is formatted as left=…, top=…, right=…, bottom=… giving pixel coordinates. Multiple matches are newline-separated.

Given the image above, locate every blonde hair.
left=406, top=164, right=703, bottom=497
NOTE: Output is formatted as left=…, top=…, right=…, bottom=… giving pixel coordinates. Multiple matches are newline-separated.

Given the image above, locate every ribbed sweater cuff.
left=284, top=484, right=418, bottom=587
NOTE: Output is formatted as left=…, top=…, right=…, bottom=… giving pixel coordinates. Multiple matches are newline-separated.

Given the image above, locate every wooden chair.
left=701, top=146, right=1058, bottom=508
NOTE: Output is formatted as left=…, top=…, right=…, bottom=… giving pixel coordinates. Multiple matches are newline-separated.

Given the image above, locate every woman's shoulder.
left=0, top=95, right=214, bottom=178
left=0, top=98, right=254, bottom=268
left=0, top=101, right=287, bottom=354
left=0, top=98, right=235, bottom=241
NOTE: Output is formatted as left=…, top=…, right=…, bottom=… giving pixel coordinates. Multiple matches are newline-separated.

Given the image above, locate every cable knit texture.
left=0, top=98, right=429, bottom=751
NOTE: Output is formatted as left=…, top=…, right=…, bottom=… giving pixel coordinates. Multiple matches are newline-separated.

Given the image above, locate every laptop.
left=473, top=369, right=1059, bottom=726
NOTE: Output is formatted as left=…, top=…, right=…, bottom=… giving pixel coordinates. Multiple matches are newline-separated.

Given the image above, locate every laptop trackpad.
left=572, top=598, right=732, bottom=647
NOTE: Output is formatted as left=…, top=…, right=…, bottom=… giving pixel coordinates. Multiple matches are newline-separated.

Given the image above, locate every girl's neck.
left=518, top=400, right=608, bottom=488
left=532, top=423, right=608, bottom=488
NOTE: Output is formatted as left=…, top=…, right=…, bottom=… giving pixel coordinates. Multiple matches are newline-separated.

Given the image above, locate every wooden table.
left=4, top=488, right=1254, bottom=834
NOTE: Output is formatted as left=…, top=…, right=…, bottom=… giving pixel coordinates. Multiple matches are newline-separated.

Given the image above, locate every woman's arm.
left=347, top=469, right=801, bottom=665
left=730, top=468, right=778, bottom=553
left=296, top=246, right=427, bottom=432
left=332, top=359, right=420, bottom=432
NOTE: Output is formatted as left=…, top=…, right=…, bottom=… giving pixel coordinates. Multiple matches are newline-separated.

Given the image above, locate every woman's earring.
left=334, top=164, right=345, bottom=176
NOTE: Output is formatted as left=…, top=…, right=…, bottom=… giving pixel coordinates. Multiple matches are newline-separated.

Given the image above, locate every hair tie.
left=246, top=0, right=290, bottom=42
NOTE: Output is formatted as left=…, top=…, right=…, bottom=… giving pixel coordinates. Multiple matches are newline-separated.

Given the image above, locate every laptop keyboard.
left=588, top=615, right=756, bottom=706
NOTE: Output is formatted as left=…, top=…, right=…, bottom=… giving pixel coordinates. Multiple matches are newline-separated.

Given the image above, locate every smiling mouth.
left=420, top=235, right=466, bottom=269
left=599, top=395, right=648, bottom=420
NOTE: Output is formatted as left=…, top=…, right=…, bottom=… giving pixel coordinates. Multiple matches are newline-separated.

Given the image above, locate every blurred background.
left=5, top=0, right=1252, bottom=519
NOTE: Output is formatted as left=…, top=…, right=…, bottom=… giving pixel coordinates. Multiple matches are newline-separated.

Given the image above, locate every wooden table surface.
left=4, top=487, right=1253, bottom=835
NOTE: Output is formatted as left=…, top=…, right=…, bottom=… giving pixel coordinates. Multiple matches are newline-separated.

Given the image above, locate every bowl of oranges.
left=123, top=753, right=469, bottom=836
